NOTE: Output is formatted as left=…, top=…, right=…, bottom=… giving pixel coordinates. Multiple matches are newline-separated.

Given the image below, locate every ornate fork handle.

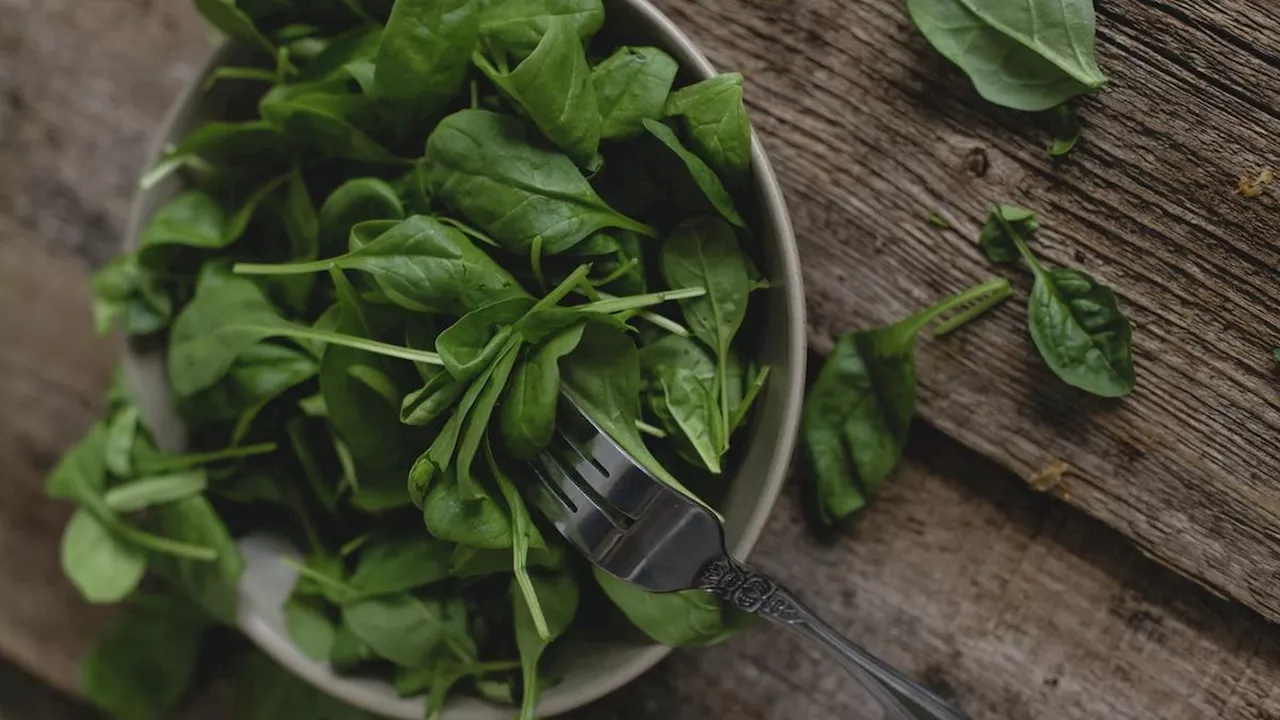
left=696, top=557, right=970, bottom=720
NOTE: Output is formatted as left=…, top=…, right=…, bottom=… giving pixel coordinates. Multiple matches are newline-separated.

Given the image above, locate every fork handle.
left=695, top=557, right=969, bottom=720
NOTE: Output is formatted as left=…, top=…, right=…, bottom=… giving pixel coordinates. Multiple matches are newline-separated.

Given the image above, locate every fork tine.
left=554, top=406, right=666, bottom=521
left=527, top=450, right=625, bottom=561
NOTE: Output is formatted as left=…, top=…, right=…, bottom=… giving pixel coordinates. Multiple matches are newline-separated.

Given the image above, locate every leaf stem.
left=932, top=282, right=1012, bottom=337
left=579, top=287, right=706, bottom=314
left=635, top=420, right=667, bottom=438
left=116, top=525, right=218, bottom=562
left=234, top=258, right=339, bottom=276
left=729, top=365, right=771, bottom=430
left=232, top=324, right=444, bottom=365
left=899, top=278, right=1011, bottom=339
left=992, top=209, right=1046, bottom=275
left=135, top=441, right=278, bottom=474
left=591, top=258, right=640, bottom=287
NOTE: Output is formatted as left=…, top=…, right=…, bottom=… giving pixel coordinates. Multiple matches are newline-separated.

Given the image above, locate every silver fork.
left=524, top=396, right=970, bottom=720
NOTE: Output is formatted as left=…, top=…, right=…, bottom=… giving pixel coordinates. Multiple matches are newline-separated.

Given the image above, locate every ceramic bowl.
left=122, top=1, right=806, bottom=716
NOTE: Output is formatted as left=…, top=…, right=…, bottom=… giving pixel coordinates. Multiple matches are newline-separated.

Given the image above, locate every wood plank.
left=649, top=0, right=1280, bottom=622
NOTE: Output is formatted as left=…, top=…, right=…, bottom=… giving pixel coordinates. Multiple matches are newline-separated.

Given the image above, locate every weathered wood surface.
left=649, top=0, right=1280, bottom=621
left=2, top=0, right=1280, bottom=719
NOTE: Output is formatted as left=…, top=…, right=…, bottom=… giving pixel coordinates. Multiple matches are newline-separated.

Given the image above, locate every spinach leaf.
left=81, top=597, right=206, bottom=720
left=91, top=253, right=174, bottom=337
left=195, top=0, right=275, bottom=54
left=260, top=81, right=405, bottom=165
left=1047, top=101, right=1080, bottom=156
left=318, top=178, right=405, bottom=256
left=452, top=343, right=523, bottom=498
left=513, top=568, right=578, bottom=720
left=476, top=19, right=600, bottom=166
left=478, top=0, right=604, bottom=58
left=664, top=73, right=752, bottom=186
left=375, top=0, right=480, bottom=128
left=147, top=121, right=289, bottom=180
left=61, top=509, right=147, bottom=604
left=642, top=119, right=744, bottom=227
left=149, top=496, right=244, bottom=624
left=235, top=215, right=529, bottom=316
left=136, top=191, right=228, bottom=262
left=989, top=209, right=1136, bottom=396
left=237, top=650, right=377, bottom=720
left=104, top=404, right=141, bottom=478
left=655, top=368, right=723, bottom=474
left=593, top=46, right=678, bottom=141
left=422, top=473, right=513, bottom=549
left=661, top=216, right=750, bottom=444
left=594, top=567, right=749, bottom=646
left=425, top=109, right=654, bottom=256
left=499, top=324, right=585, bottom=460
left=906, top=0, right=1107, bottom=111
left=47, top=422, right=108, bottom=503
left=560, top=321, right=699, bottom=501
left=979, top=203, right=1039, bottom=263
left=103, top=470, right=208, bottom=513
left=804, top=279, right=1010, bottom=526
left=436, top=298, right=535, bottom=380
left=342, top=594, right=476, bottom=667
left=347, top=537, right=452, bottom=597
left=284, top=595, right=338, bottom=661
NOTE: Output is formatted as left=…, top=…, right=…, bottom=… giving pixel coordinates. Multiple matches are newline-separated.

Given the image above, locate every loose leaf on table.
left=478, top=0, right=604, bottom=58
left=661, top=216, right=750, bottom=447
left=318, top=178, right=405, bottom=256
left=81, top=597, right=207, bottom=720
left=375, top=0, right=480, bottom=129
left=149, top=496, right=244, bottom=624
left=234, top=215, right=529, bottom=316
left=500, top=324, right=585, bottom=460
left=979, top=203, right=1039, bottom=263
left=1047, top=102, right=1080, bottom=156
left=988, top=208, right=1136, bottom=397
left=906, top=0, right=1107, bottom=111
left=804, top=279, right=1011, bottom=527
left=664, top=73, right=752, bottom=185
left=513, top=568, right=579, bottom=720
left=593, top=567, right=750, bottom=646
left=593, top=46, right=678, bottom=141
left=643, top=119, right=744, bottom=227
left=425, top=109, right=654, bottom=256
left=342, top=593, right=477, bottom=668
left=475, top=18, right=600, bottom=166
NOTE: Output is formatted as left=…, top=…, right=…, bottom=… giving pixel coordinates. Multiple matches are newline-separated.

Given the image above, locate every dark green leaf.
left=284, top=594, right=338, bottom=661
left=104, top=404, right=141, bottom=478
left=149, top=496, right=244, bottom=624
left=436, top=298, right=534, bottom=380
left=422, top=473, right=513, bottom=549
left=237, top=650, right=377, bottom=720
left=1028, top=267, right=1136, bottom=397
left=642, top=119, right=743, bottom=227
left=979, top=203, right=1039, bottom=263
left=513, top=569, right=578, bottom=720
left=664, top=73, right=752, bottom=185
left=91, top=253, right=174, bottom=337
left=499, top=324, right=585, bottom=460
left=1047, top=101, right=1080, bottom=156
left=81, top=597, right=206, bottom=720
left=476, top=18, right=600, bottom=165
left=103, top=470, right=208, bottom=513
left=195, top=0, right=275, bottom=53
left=906, top=0, right=1107, bottom=111
left=593, top=46, right=678, bottom=141
left=46, top=422, right=108, bottom=502
left=594, top=567, right=751, bottom=646
left=426, top=109, right=654, bottom=255
left=375, top=0, right=480, bottom=127
left=342, top=593, right=476, bottom=667
left=318, top=178, right=405, bottom=256
left=655, top=368, right=722, bottom=473
left=347, top=536, right=452, bottom=597
left=260, top=81, right=405, bottom=165
left=478, top=0, right=604, bottom=58
left=61, top=509, right=147, bottom=604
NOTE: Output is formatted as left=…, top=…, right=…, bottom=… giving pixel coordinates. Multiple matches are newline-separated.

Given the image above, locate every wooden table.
left=1, top=1, right=1278, bottom=718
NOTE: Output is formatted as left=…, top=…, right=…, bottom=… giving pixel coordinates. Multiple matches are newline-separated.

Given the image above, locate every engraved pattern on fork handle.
left=695, top=557, right=970, bottom=720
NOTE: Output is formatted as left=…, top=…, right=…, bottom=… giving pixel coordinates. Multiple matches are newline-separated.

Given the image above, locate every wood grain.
left=648, top=0, right=1280, bottom=622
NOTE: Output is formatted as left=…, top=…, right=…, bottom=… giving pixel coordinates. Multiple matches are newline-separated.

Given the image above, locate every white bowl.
left=122, top=1, right=806, bottom=716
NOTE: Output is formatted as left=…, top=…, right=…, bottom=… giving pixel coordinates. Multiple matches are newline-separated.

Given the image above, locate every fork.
left=525, top=396, right=970, bottom=720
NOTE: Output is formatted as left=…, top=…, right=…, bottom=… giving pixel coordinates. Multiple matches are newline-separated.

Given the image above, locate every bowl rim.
left=122, top=0, right=806, bottom=716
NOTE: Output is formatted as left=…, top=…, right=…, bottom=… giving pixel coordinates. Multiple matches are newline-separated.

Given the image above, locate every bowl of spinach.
left=68, top=0, right=805, bottom=717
